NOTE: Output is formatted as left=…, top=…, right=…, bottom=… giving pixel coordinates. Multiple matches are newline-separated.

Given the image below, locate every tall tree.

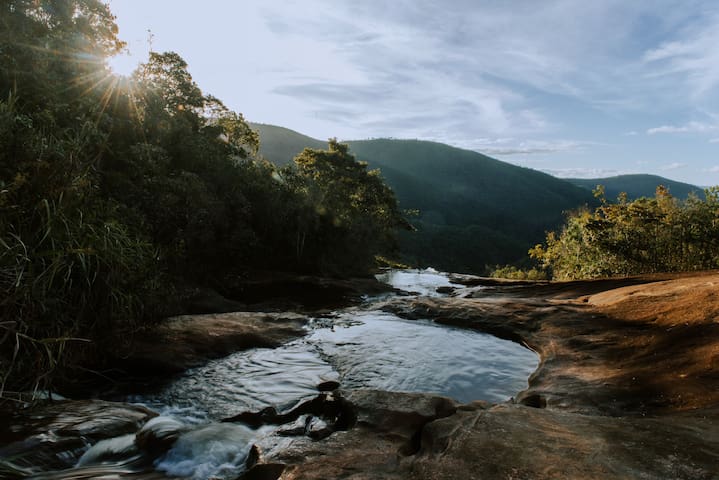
left=289, top=139, right=406, bottom=274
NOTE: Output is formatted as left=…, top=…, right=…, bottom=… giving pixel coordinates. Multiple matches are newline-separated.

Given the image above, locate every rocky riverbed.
left=2, top=270, right=718, bottom=479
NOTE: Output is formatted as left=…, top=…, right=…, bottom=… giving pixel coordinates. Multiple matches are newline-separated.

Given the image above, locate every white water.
left=154, top=423, right=257, bottom=480
left=70, top=269, right=537, bottom=479
left=375, top=267, right=455, bottom=296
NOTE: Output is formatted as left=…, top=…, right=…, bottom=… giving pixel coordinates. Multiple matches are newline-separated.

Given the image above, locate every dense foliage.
left=531, top=186, right=719, bottom=280
left=0, top=1, right=403, bottom=399
left=285, top=140, right=407, bottom=274
left=251, top=124, right=599, bottom=274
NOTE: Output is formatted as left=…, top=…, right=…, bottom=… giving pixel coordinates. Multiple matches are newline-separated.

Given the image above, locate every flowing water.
left=13, top=269, right=539, bottom=479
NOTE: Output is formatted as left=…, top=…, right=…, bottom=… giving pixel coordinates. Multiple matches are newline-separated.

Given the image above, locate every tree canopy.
left=0, top=1, right=405, bottom=398
left=286, top=139, right=406, bottom=274
left=530, top=186, right=719, bottom=280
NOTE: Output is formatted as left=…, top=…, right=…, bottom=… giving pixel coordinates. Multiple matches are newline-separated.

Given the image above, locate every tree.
left=289, top=139, right=406, bottom=274
left=0, top=1, right=160, bottom=399
left=531, top=185, right=719, bottom=279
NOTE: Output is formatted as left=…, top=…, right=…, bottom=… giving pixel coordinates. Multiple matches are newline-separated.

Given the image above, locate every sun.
left=107, top=51, right=140, bottom=77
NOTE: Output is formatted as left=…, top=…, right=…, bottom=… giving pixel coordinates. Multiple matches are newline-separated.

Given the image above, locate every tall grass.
left=0, top=97, right=161, bottom=404
left=0, top=198, right=160, bottom=402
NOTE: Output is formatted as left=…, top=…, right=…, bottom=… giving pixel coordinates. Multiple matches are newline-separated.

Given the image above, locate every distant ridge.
left=567, top=174, right=701, bottom=200
left=251, top=122, right=596, bottom=273
left=251, top=123, right=326, bottom=165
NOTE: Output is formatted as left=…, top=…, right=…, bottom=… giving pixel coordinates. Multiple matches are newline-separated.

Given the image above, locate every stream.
left=6, top=269, right=539, bottom=479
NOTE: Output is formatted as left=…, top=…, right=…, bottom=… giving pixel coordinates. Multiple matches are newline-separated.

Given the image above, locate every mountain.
left=251, top=123, right=596, bottom=274
left=251, top=123, right=326, bottom=164
left=567, top=174, right=701, bottom=200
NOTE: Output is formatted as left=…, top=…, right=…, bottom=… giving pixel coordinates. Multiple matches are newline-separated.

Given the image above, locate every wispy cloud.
left=705, top=166, right=719, bottom=172
left=643, top=13, right=719, bottom=98
left=659, top=162, right=687, bottom=171
left=466, top=137, right=584, bottom=156
left=106, top=0, right=719, bottom=185
left=647, top=121, right=718, bottom=135
left=258, top=0, right=719, bottom=140
left=543, top=168, right=630, bottom=179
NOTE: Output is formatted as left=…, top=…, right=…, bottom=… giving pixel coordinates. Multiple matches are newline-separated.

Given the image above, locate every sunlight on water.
left=310, top=311, right=537, bottom=403
left=86, top=269, right=537, bottom=479
left=138, top=308, right=537, bottom=418
left=375, top=268, right=456, bottom=296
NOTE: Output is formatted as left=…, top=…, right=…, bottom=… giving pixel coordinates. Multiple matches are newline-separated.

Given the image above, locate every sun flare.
left=107, top=51, right=140, bottom=77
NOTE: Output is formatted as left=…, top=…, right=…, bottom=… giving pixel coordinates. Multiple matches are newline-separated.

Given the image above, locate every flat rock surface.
left=245, top=271, right=719, bottom=479
left=116, top=311, right=308, bottom=375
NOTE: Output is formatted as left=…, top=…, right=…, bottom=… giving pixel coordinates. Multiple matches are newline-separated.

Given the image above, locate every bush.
left=489, top=265, right=548, bottom=281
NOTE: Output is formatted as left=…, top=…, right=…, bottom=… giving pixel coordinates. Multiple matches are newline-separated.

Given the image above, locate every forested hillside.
left=0, top=1, right=403, bottom=397
left=568, top=174, right=701, bottom=200
left=252, top=123, right=597, bottom=273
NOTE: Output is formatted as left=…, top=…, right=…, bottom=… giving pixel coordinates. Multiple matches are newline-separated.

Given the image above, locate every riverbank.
left=246, top=271, right=719, bottom=479
left=2, top=270, right=718, bottom=479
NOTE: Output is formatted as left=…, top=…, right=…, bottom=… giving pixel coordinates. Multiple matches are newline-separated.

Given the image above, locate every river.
left=6, top=269, right=539, bottom=479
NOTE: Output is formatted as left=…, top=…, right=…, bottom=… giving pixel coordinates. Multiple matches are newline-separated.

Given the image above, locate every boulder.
left=242, top=272, right=719, bottom=479
left=115, top=311, right=308, bottom=375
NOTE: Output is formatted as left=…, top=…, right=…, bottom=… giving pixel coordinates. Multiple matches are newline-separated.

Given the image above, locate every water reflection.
left=138, top=309, right=537, bottom=418
left=375, top=268, right=455, bottom=296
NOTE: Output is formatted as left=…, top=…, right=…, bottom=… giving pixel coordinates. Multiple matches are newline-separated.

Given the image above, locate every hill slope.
left=251, top=123, right=326, bottom=164
left=252, top=123, right=595, bottom=273
left=567, top=174, right=701, bottom=200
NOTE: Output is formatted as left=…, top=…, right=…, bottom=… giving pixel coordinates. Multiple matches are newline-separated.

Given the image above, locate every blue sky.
left=107, top=0, right=719, bottom=186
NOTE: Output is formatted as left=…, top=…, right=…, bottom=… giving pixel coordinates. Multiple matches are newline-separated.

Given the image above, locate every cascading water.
left=10, top=269, right=539, bottom=479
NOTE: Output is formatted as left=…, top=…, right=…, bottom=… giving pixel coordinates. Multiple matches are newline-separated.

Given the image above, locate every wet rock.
left=220, top=271, right=395, bottom=310
left=244, top=272, right=719, bottom=479
left=226, top=406, right=284, bottom=429
left=410, top=403, right=719, bottom=479
left=224, top=392, right=356, bottom=438
left=116, top=311, right=308, bottom=375
left=435, top=286, right=456, bottom=295
left=183, top=287, right=247, bottom=314
left=0, top=400, right=156, bottom=473
left=241, top=463, right=287, bottom=480
left=243, top=390, right=457, bottom=478
left=316, top=380, right=340, bottom=392
left=305, top=416, right=332, bottom=440
left=342, top=390, right=456, bottom=435
left=275, top=416, right=308, bottom=437
left=75, top=434, right=138, bottom=467
left=135, top=415, right=185, bottom=454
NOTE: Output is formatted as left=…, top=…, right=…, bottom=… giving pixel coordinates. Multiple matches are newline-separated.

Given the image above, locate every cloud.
left=542, top=168, right=630, bottom=179
left=659, top=162, right=687, bottom=171
left=705, top=166, right=719, bottom=172
left=256, top=0, right=719, bottom=142
left=643, top=14, right=719, bottom=98
left=624, top=131, right=639, bottom=136
left=647, top=121, right=718, bottom=135
left=458, top=137, right=585, bottom=156
left=710, top=138, right=719, bottom=143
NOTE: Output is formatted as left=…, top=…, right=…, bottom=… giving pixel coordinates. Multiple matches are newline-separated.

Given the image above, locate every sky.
left=107, top=0, right=719, bottom=186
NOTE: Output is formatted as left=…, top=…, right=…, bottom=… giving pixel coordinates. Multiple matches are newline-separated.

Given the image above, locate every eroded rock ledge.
left=244, top=272, right=719, bottom=479
left=4, top=272, right=718, bottom=479
left=116, top=311, right=309, bottom=375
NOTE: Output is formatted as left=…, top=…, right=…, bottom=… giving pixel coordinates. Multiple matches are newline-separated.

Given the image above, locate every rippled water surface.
left=23, top=269, right=539, bottom=480
left=313, top=311, right=537, bottom=404
left=138, top=310, right=537, bottom=420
